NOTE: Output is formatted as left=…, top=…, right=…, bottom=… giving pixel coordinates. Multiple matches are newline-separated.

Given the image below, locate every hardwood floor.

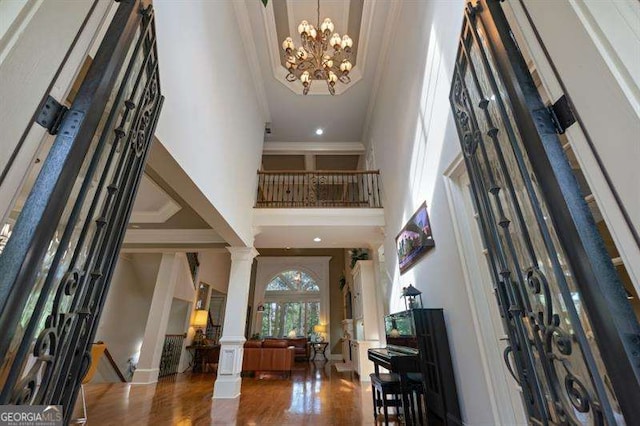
left=81, top=361, right=401, bottom=425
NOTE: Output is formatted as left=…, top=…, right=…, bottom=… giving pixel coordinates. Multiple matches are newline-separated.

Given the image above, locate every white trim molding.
left=569, top=0, right=640, bottom=118
left=123, top=229, right=225, bottom=245
left=130, top=175, right=182, bottom=223
left=503, top=0, right=640, bottom=301
left=443, top=154, right=527, bottom=425
left=263, top=141, right=366, bottom=155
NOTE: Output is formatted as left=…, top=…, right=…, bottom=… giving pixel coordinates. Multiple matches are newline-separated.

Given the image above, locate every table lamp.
left=192, top=309, right=208, bottom=345
left=313, top=324, right=327, bottom=342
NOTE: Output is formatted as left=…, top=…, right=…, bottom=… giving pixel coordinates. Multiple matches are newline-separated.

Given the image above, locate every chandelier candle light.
left=281, top=0, right=353, bottom=95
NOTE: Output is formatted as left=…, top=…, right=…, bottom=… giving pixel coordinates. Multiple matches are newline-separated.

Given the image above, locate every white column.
left=304, top=154, right=315, bottom=171
left=132, top=252, right=180, bottom=384
left=212, top=246, right=259, bottom=399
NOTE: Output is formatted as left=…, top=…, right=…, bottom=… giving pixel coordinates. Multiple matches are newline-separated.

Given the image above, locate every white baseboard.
left=131, top=368, right=159, bottom=384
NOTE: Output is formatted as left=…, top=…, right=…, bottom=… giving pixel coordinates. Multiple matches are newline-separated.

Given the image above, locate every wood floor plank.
left=80, top=362, right=402, bottom=425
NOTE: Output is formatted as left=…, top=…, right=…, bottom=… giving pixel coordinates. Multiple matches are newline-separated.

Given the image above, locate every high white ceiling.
left=240, top=0, right=396, bottom=145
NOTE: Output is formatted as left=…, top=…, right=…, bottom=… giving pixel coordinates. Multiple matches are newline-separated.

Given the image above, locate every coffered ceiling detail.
left=130, top=174, right=182, bottom=223
left=236, top=0, right=399, bottom=145
left=264, top=0, right=370, bottom=96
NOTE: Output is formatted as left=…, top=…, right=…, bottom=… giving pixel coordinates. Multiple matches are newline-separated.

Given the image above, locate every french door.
left=449, top=1, right=640, bottom=424
left=0, top=0, right=163, bottom=422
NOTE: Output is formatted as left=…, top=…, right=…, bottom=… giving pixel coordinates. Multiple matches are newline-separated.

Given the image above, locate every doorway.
left=445, top=158, right=527, bottom=425
left=448, top=1, right=640, bottom=423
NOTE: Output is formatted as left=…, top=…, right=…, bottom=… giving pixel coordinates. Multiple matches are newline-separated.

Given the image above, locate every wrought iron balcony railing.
left=256, top=170, right=382, bottom=208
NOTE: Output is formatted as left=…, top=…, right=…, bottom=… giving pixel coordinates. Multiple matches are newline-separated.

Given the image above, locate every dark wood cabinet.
left=411, top=309, right=461, bottom=425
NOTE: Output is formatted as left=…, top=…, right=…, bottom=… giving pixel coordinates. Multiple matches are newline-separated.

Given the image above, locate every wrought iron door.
left=449, top=1, right=640, bottom=425
left=0, top=0, right=163, bottom=422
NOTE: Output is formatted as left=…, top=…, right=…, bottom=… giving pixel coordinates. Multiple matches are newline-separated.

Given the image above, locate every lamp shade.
left=313, top=324, right=327, bottom=334
left=192, top=309, right=208, bottom=328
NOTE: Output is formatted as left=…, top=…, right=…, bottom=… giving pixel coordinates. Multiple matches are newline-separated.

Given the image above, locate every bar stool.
left=369, top=373, right=403, bottom=424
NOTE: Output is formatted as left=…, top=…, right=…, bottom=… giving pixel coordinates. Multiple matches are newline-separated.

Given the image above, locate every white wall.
left=167, top=299, right=190, bottom=334
left=364, top=1, right=495, bottom=424
left=197, top=250, right=231, bottom=294
left=0, top=0, right=112, bottom=222
left=94, top=253, right=160, bottom=382
left=154, top=1, right=266, bottom=247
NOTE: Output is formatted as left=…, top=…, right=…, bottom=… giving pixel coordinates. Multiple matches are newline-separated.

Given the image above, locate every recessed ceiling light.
left=313, top=237, right=322, bottom=242
left=315, top=128, right=324, bottom=135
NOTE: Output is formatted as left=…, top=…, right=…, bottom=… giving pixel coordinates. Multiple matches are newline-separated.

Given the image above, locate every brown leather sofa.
left=242, top=340, right=295, bottom=377
left=281, top=337, right=310, bottom=361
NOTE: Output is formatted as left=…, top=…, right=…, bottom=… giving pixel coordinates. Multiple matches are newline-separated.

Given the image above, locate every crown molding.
left=129, top=202, right=181, bottom=224
left=130, top=174, right=182, bottom=224
left=233, top=0, right=271, bottom=121
left=227, top=246, right=260, bottom=261
left=263, top=141, right=365, bottom=155
left=284, top=0, right=351, bottom=47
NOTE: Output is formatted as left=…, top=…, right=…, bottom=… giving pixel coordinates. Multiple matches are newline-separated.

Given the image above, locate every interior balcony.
left=253, top=170, right=385, bottom=248
left=255, top=170, right=382, bottom=208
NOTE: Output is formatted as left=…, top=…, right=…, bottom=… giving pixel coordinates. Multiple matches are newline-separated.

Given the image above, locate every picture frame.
left=396, top=201, right=435, bottom=274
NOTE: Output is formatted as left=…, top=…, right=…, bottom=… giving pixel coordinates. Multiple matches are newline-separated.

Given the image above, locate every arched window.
left=265, top=270, right=320, bottom=292
left=261, top=270, right=320, bottom=338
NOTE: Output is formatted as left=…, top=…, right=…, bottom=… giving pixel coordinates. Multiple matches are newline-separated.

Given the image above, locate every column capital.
left=226, top=246, right=259, bottom=262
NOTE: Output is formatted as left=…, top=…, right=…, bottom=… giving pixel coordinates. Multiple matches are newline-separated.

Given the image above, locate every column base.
left=212, top=375, right=242, bottom=399
left=212, top=336, right=246, bottom=399
left=131, top=368, right=159, bottom=384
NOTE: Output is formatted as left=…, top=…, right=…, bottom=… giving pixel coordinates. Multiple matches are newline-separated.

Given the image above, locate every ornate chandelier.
left=281, top=0, right=353, bottom=95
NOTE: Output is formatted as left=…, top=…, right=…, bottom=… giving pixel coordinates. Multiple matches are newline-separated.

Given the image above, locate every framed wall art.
left=396, top=201, right=435, bottom=274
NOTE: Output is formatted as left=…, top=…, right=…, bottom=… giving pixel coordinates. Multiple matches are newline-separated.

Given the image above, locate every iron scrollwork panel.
left=0, top=1, right=163, bottom=422
left=450, top=2, right=629, bottom=425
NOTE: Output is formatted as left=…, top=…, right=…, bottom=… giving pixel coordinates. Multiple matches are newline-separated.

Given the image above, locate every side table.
left=309, top=342, right=329, bottom=361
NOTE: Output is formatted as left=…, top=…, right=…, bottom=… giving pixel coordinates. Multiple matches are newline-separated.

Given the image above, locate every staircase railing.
left=97, top=342, right=127, bottom=382
left=159, top=334, right=186, bottom=378
left=206, top=311, right=221, bottom=344
left=186, top=252, right=199, bottom=288
left=255, top=170, right=382, bottom=208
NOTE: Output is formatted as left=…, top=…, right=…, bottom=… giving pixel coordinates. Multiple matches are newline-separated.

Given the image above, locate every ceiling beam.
left=123, top=229, right=226, bottom=245
left=263, top=141, right=365, bottom=155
